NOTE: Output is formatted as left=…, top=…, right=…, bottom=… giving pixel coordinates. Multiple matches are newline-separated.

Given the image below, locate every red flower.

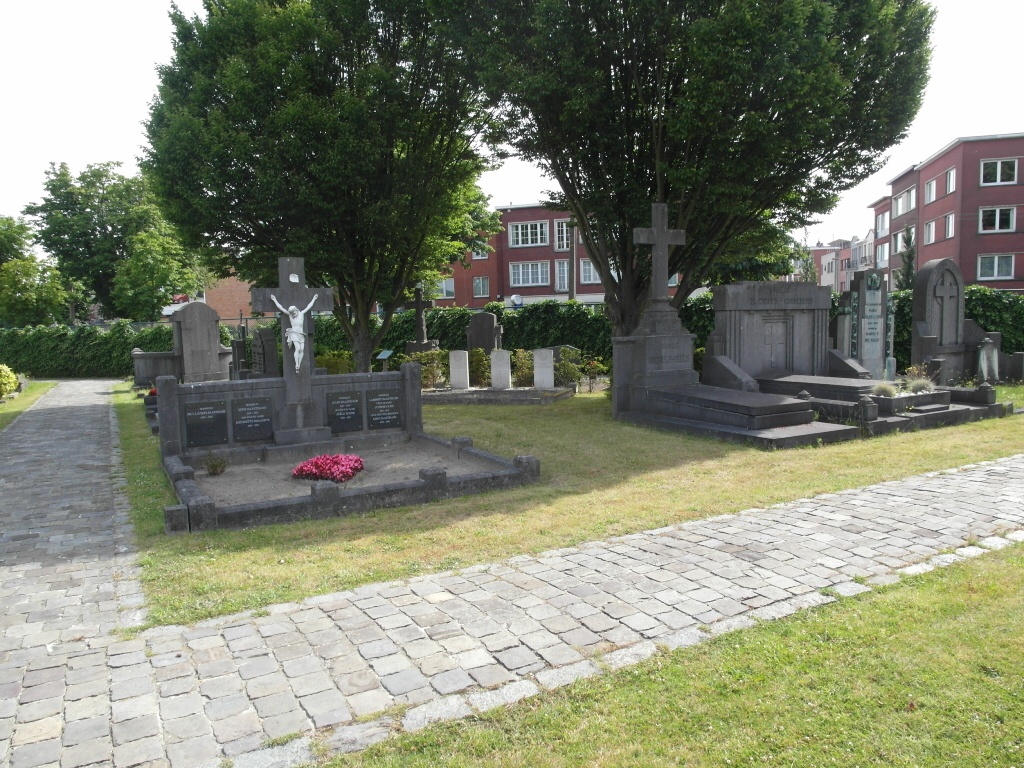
left=292, top=454, right=364, bottom=483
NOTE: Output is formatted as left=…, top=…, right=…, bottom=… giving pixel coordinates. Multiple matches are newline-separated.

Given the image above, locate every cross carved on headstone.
left=633, top=203, right=687, bottom=302
left=933, top=271, right=959, bottom=346
left=411, top=287, right=434, bottom=345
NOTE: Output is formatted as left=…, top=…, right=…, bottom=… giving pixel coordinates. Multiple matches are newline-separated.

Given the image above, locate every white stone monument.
left=534, top=348, right=555, bottom=389
left=491, top=349, right=512, bottom=390
left=449, top=350, right=470, bottom=390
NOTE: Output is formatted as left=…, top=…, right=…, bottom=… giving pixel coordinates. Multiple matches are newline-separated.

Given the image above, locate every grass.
left=329, top=546, right=1024, bottom=768
left=0, top=380, right=57, bottom=432
left=112, top=383, right=1024, bottom=628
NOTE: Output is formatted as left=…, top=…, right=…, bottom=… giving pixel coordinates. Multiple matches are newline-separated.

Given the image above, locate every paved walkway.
left=3, top=382, right=1024, bottom=768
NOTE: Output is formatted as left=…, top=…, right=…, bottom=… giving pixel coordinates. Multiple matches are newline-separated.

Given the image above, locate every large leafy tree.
left=472, top=0, right=934, bottom=335
left=144, top=0, right=500, bottom=371
left=0, top=216, right=34, bottom=265
left=23, top=163, right=208, bottom=319
left=0, top=258, right=68, bottom=328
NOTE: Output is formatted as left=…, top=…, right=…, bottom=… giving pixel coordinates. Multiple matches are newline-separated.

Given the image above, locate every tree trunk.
left=350, top=322, right=374, bottom=373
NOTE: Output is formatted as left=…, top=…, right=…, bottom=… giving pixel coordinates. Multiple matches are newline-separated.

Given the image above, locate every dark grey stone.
left=466, top=313, right=502, bottom=353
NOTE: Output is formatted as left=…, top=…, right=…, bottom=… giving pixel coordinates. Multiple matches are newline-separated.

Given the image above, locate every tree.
left=0, top=216, right=34, bottom=265
left=894, top=226, right=916, bottom=290
left=144, top=0, right=501, bottom=371
left=0, top=258, right=68, bottom=327
left=472, top=0, right=934, bottom=336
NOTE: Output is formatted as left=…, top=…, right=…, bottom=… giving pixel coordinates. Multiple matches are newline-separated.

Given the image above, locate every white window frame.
left=471, top=249, right=488, bottom=260
left=924, top=178, right=936, bottom=204
left=509, top=261, right=550, bottom=287
left=945, top=213, right=955, bottom=239
left=472, top=275, right=489, bottom=298
left=436, top=277, right=455, bottom=299
left=875, top=242, right=889, bottom=265
left=508, top=221, right=549, bottom=248
left=980, top=158, right=1017, bottom=186
left=945, top=167, right=956, bottom=195
left=554, top=220, right=572, bottom=252
left=892, top=186, right=916, bottom=217
left=554, top=259, right=569, bottom=292
left=977, top=254, right=1015, bottom=281
left=579, top=258, right=601, bottom=285
left=979, top=206, right=1016, bottom=233
left=923, top=219, right=936, bottom=245
left=875, top=211, right=890, bottom=236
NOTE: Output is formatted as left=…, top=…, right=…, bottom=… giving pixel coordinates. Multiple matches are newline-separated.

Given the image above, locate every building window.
left=892, top=226, right=915, bottom=253
left=980, top=207, right=1015, bottom=233
left=924, top=179, right=936, bottom=204
left=472, top=276, right=489, bottom=298
left=892, top=187, right=916, bottom=217
left=436, top=278, right=455, bottom=299
left=510, top=261, right=550, bottom=287
left=471, top=249, right=487, bottom=260
left=981, top=159, right=1017, bottom=186
left=875, top=242, right=889, bottom=265
left=554, top=260, right=569, bottom=292
left=875, top=211, right=890, bottom=236
left=579, top=259, right=601, bottom=284
left=945, top=167, right=956, bottom=194
left=509, top=221, right=549, bottom=247
left=945, top=213, right=955, bottom=239
left=923, top=220, right=936, bottom=245
left=978, top=254, right=1014, bottom=280
left=554, top=220, right=572, bottom=251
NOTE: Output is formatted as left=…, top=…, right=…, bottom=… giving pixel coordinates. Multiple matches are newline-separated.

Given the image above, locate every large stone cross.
left=633, top=203, right=686, bottom=302
left=411, top=287, right=433, bottom=345
left=251, top=258, right=334, bottom=437
left=934, top=271, right=959, bottom=346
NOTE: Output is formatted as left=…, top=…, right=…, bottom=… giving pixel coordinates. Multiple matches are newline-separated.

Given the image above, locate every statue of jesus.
left=271, top=294, right=318, bottom=373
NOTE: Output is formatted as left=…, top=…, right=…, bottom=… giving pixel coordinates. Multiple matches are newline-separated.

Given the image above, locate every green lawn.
left=0, top=380, right=57, bottom=432
left=332, top=545, right=1024, bottom=768
left=112, top=383, right=1024, bottom=628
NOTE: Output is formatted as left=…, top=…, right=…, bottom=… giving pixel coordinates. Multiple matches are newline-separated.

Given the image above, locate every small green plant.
left=554, top=358, right=582, bottom=388
left=512, top=349, right=534, bottom=387
left=871, top=382, right=898, bottom=397
left=204, top=454, right=228, bottom=476
left=262, top=733, right=302, bottom=749
left=0, top=364, right=19, bottom=397
left=468, top=348, right=490, bottom=387
left=582, top=354, right=608, bottom=392
left=906, top=377, right=934, bottom=394
left=408, top=350, right=446, bottom=388
left=315, top=351, right=355, bottom=374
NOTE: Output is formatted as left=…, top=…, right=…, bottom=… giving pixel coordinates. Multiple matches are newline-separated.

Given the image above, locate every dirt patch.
left=192, top=440, right=501, bottom=507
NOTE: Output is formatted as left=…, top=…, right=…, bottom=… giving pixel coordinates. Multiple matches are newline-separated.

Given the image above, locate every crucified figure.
left=271, top=294, right=318, bottom=373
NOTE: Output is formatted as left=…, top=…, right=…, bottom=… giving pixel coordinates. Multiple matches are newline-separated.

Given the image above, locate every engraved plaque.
left=367, top=389, right=402, bottom=430
left=232, top=397, right=273, bottom=442
left=327, top=392, right=363, bottom=433
left=185, top=401, right=229, bottom=447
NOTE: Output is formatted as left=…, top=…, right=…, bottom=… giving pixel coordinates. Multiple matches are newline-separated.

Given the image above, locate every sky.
left=1, top=0, right=1021, bottom=248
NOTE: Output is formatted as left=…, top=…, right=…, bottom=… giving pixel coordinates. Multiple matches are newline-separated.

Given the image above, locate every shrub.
left=468, top=348, right=490, bottom=387
left=554, top=358, right=582, bottom=388
left=906, top=377, right=934, bottom=394
left=512, top=349, right=533, bottom=387
left=581, top=355, right=607, bottom=392
left=871, top=382, right=898, bottom=397
left=315, top=351, right=355, bottom=374
left=408, top=350, right=446, bottom=388
left=292, top=454, right=364, bottom=483
left=0, top=364, right=18, bottom=396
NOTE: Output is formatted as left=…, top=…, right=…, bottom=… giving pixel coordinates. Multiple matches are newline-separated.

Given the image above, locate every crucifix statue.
left=270, top=293, right=318, bottom=373
left=633, top=203, right=687, bottom=303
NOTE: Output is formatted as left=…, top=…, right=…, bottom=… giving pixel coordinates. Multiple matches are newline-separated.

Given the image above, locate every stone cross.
left=934, top=271, right=959, bottom=346
left=251, top=258, right=334, bottom=432
left=633, top=203, right=686, bottom=302
left=411, top=287, right=433, bottom=345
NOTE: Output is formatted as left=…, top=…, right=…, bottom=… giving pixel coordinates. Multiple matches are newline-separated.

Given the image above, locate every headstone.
left=977, top=337, right=999, bottom=383
left=449, top=351, right=470, bottom=390
left=367, top=390, right=402, bottom=429
left=231, top=398, right=274, bottom=441
left=251, top=257, right=335, bottom=444
left=847, top=269, right=893, bottom=380
left=230, top=339, right=249, bottom=380
left=911, top=259, right=967, bottom=385
left=184, top=401, right=229, bottom=447
left=704, top=282, right=832, bottom=386
left=547, top=345, right=581, bottom=365
left=491, top=349, right=512, bottom=390
left=534, top=348, right=555, bottom=389
left=405, top=288, right=439, bottom=354
left=466, top=313, right=502, bottom=353
left=326, top=392, right=363, bottom=433
left=170, top=303, right=232, bottom=383
left=611, top=203, right=698, bottom=415
left=249, top=327, right=281, bottom=378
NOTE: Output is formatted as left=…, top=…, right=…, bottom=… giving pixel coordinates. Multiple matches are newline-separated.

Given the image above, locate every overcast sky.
left=1, top=0, right=1020, bottom=247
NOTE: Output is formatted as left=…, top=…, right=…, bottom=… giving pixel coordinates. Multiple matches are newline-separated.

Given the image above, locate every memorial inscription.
left=185, top=401, right=229, bottom=447
left=367, top=389, right=402, bottom=430
left=231, top=398, right=274, bottom=441
left=326, top=392, right=364, bottom=433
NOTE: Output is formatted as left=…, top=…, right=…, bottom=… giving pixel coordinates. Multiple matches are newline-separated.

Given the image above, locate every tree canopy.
left=23, top=163, right=209, bottom=320
left=471, top=0, right=934, bottom=335
left=0, top=216, right=34, bottom=265
left=144, top=0, right=501, bottom=370
left=0, top=258, right=68, bottom=328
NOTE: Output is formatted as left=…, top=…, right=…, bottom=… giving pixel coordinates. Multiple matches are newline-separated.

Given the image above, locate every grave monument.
left=405, top=288, right=439, bottom=354
left=466, top=312, right=502, bottom=353
left=132, top=302, right=232, bottom=387
left=834, top=268, right=895, bottom=380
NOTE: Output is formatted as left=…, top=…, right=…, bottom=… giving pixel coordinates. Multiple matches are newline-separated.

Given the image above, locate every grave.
left=491, top=350, right=512, bottom=390
left=834, top=268, right=895, bottom=380
left=426, top=348, right=575, bottom=405
left=405, top=288, right=440, bottom=354
left=132, top=302, right=232, bottom=387
left=533, top=349, right=555, bottom=389
left=157, top=257, right=540, bottom=533
left=249, top=326, right=281, bottom=378
left=466, top=312, right=502, bottom=353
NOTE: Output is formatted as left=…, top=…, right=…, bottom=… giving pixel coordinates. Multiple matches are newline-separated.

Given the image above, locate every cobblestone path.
left=3, top=382, right=1023, bottom=768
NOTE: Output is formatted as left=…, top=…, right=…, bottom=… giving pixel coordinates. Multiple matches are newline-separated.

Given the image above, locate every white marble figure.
left=271, top=294, right=318, bottom=373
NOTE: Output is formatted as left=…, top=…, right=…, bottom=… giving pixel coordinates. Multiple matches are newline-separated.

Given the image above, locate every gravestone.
left=251, top=258, right=335, bottom=444
left=533, top=349, right=555, bottom=389
left=326, top=392, right=363, bottom=433
left=184, top=401, right=229, bottom=447
left=847, top=269, right=894, bottom=380
left=449, top=351, right=470, bottom=390
left=249, top=327, right=281, bottom=378
left=611, top=203, right=698, bottom=415
left=231, top=398, right=274, bottom=441
left=230, top=339, right=249, bottom=380
left=466, top=312, right=502, bottom=353
left=491, top=350, right=512, bottom=390
left=703, top=282, right=832, bottom=389
left=405, top=288, right=439, bottom=354
left=170, top=302, right=232, bottom=383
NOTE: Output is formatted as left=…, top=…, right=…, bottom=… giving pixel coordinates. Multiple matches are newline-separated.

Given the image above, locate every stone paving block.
left=165, top=735, right=221, bottom=768
left=222, top=732, right=264, bottom=757
left=62, top=716, right=109, bottom=747
left=325, top=718, right=394, bottom=755
left=60, top=736, right=115, bottom=768
left=601, top=641, right=659, bottom=671
left=298, top=689, right=351, bottom=727
left=346, top=688, right=394, bottom=718
left=829, top=582, right=873, bottom=597
left=112, top=734, right=164, bottom=768
left=13, top=716, right=63, bottom=747
left=16, top=698, right=62, bottom=724
left=64, top=696, right=108, bottom=723
left=402, top=696, right=472, bottom=733
left=897, top=563, right=935, bottom=576
left=211, top=710, right=261, bottom=744
left=163, top=713, right=211, bottom=742
left=261, top=709, right=310, bottom=740
left=380, top=668, right=428, bottom=696
left=335, top=669, right=379, bottom=696
left=430, top=668, right=474, bottom=695
left=199, top=675, right=243, bottom=699
left=112, top=714, right=160, bottom=747
left=535, top=661, right=600, bottom=690
left=246, top=672, right=289, bottom=699
left=979, top=536, right=1011, bottom=550
left=660, top=628, right=710, bottom=650
left=467, top=680, right=539, bottom=713
left=468, top=664, right=514, bottom=688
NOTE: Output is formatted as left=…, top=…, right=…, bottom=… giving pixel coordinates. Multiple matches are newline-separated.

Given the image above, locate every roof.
left=886, top=133, right=1024, bottom=185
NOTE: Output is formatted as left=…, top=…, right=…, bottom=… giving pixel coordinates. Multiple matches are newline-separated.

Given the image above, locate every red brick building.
left=873, top=133, right=1024, bottom=292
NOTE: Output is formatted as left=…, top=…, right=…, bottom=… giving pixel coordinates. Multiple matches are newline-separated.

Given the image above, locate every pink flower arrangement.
left=292, top=454, right=364, bottom=483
